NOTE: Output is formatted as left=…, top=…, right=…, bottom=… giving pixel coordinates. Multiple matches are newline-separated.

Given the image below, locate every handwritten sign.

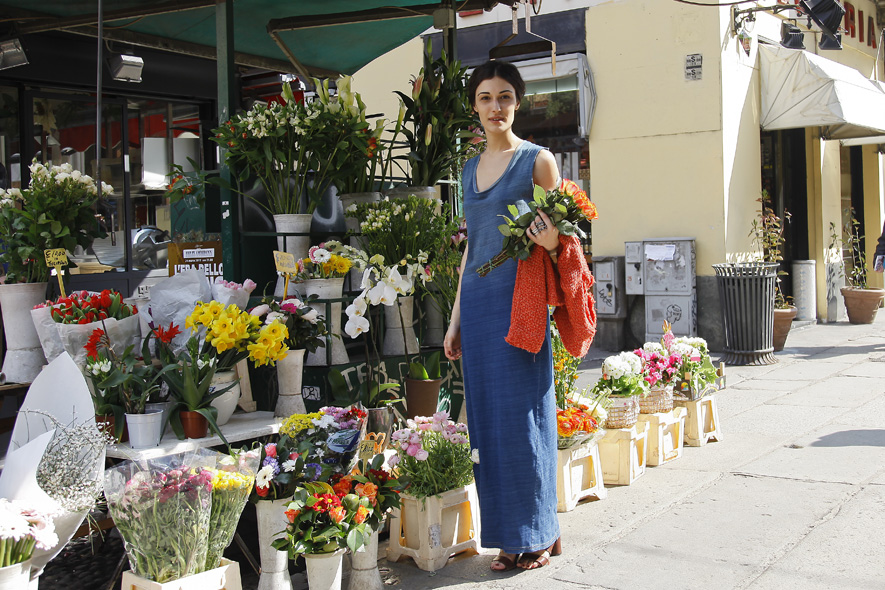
left=43, top=248, right=67, bottom=298
left=357, top=439, right=377, bottom=462
left=273, top=250, right=298, bottom=297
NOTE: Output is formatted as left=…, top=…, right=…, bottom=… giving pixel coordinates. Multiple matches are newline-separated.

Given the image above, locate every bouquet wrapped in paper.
left=204, top=448, right=260, bottom=570
left=104, top=450, right=217, bottom=582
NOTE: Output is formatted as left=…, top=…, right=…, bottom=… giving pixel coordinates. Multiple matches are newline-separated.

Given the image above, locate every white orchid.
left=344, top=315, right=370, bottom=338
left=345, top=297, right=367, bottom=318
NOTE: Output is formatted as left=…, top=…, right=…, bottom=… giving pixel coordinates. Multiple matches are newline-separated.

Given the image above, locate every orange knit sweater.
left=505, top=235, right=597, bottom=357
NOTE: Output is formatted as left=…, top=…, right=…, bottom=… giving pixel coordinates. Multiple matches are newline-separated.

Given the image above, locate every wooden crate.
left=556, top=439, right=607, bottom=512
left=673, top=394, right=722, bottom=447
left=387, top=484, right=480, bottom=572
left=121, top=559, right=241, bottom=590
left=598, top=422, right=649, bottom=486
left=637, top=407, right=687, bottom=466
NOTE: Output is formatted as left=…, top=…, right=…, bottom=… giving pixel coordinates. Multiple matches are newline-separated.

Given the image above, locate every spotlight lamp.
left=734, top=0, right=844, bottom=49
left=781, top=22, right=806, bottom=50
left=107, top=53, right=144, bottom=83
left=819, top=31, right=843, bottom=50
left=0, top=38, right=28, bottom=71
left=799, top=0, right=845, bottom=41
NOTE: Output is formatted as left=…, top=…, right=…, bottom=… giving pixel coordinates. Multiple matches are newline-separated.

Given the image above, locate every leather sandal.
left=517, top=537, right=562, bottom=570
left=490, top=552, right=520, bottom=572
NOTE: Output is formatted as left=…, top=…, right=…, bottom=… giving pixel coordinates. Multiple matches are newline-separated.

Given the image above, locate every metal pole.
left=96, top=0, right=103, bottom=190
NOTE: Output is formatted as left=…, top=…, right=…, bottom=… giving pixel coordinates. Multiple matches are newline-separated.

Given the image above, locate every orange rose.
left=354, top=505, right=369, bottom=524
left=355, top=482, right=378, bottom=506
left=285, top=508, right=300, bottom=523
left=333, top=476, right=353, bottom=497
left=329, top=506, right=346, bottom=524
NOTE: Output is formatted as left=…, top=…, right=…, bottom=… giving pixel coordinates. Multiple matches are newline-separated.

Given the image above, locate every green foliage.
left=408, top=351, right=441, bottom=380
left=829, top=210, right=870, bottom=289
left=328, top=367, right=401, bottom=409
left=392, top=41, right=480, bottom=186
left=750, top=190, right=791, bottom=307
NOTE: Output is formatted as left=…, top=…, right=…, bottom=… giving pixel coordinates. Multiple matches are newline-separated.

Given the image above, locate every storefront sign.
left=167, top=241, right=223, bottom=281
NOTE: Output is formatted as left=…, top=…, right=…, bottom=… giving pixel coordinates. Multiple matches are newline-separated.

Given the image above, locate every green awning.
left=0, top=0, right=489, bottom=75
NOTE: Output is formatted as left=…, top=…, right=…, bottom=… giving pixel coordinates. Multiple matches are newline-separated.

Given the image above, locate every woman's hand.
left=444, top=324, right=462, bottom=360
left=526, top=208, right=560, bottom=252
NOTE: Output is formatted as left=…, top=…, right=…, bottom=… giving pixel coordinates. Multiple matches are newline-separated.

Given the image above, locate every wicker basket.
left=639, top=385, right=674, bottom=414
left=605, top=397, right=639, bottom=429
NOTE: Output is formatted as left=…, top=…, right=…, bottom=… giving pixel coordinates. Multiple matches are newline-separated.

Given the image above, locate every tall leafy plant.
left=750, top=190, right=791, bottom=308
left=393, top=43, right=478, bottom=187
left=829, top=209, right=869, bottom=289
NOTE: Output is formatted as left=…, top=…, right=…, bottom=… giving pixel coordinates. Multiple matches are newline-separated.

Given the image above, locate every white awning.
left=759, top=44, right=885, bottom=140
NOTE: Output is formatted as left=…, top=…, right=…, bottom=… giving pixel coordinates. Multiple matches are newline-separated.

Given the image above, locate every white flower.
left=312, top=248, right=331, bottom=264
left=101, top=182, right=114, bottom=196
left=642, top=342, right=666, bottom=355
left=368, top=282, right=397, bottom=306
left=344, top=315, right=370, bottom=338
left=59, top=163, right=73, bottom=174
left=301, top=309, right=319, bottom=323
left=255, top=465, right=275, bottom=487
left=281, top=298, right=302, bottom=308
left=266, top=311, right=284, bottom=324
left=250, top=304, right=271, bottom=317
left=345, top=297, right=367, bottom=318
left=6, top=188, right=22, bottom=200
left=471, top=448, right=480, bottom=464
left=54, top=172, right=71, bottom=183
left=282, top=460, right=299, bottom=472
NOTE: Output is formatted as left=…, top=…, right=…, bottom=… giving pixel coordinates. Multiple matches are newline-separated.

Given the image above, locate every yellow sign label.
left=273, top=250, right=298, bottom=274
left=44, top=248, right=68, bottom=268
left=357, top=438, right=377, bottom=462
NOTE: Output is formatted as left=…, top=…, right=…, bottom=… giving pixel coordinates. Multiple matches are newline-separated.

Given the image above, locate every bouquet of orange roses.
left=477, top=178, right=597, bottom=277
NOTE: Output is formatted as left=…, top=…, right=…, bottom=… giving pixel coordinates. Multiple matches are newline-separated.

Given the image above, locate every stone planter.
left=840, top=287, right=885, bottom=324
left=303, top=549, right=346, bottom=590
left=347, top=529, right=382, bottom=590
left=275, top=349, right=306, bottom=417
left=382, top=296, right=419, bottom=357
left=422, top=292, right=446, bottom=348
left=300, top=278, right=348, bottom=366
left=0, top=282, right=47, bottom=383
left=208, top=370, right=240, bottom=426
left=273, top=214, right=312, bottom=298
left=255, top=498, right=293, bottom=590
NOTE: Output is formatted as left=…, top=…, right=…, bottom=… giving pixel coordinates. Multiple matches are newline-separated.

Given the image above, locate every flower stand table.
left=598, top=421, right=649, bottom=486
left=556, top=437, right=607, bottom=513
left=637, top=407, right=687, bottom=467
left=120, top=558, right=242, bottom=590
left=386, top=484, right=480, bottom=572
left=673, top=394, right=723, bottom=447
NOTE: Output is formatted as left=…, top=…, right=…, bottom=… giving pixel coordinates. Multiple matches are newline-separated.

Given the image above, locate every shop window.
left=0, top=86, right=21, bottom=192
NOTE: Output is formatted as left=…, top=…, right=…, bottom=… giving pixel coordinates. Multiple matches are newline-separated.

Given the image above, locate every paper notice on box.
left=645, top=244, right=676, bottom=261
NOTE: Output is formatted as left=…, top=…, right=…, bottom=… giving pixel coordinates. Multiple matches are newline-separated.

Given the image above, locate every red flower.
left=285, top=508, right=300, bottom=523
left=85, top=328, right=105, bottom=360
left=256, top=485, right=270, bottom=497
left=155, top=322, right=182, bottom=345
left=329, top=506, right=346, bottom=524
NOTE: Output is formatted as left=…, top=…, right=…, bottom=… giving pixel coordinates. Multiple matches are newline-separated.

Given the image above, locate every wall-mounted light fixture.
left=107, top=53, right=144, bottom=83
left=0, top=38, right=28, bottom=70
left=781, top=22, right=806, bottom=50
left=819, top=31, right=843, bottom=50
left=734, top=0, right=844, bottom=50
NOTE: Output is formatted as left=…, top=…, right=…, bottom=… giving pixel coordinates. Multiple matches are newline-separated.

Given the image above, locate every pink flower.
left=265, top=443, right=277, bottom=458
left=250, top=304, right=270, bottom=317
left=289, top=452, right=299, bottom=460
left=407, top=444, right=420, bottom=457
left=415, top=449, right=429, bottom=461
left=387, top=454, right=400, bottom=467
left=243, top=279, right=257, bottom=292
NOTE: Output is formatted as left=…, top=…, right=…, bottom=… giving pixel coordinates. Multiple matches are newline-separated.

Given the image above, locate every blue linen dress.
left=460, top=141, right=560, bottom=553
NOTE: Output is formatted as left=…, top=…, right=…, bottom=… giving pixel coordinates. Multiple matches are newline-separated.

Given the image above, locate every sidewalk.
left=369, top=316, right=885, bottom=590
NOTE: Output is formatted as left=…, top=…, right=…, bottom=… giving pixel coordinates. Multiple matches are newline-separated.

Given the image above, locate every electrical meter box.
left=592, top=256, right=626, bottom=319
left=642, top=238, right=696, bottom=295
left=625, top=241, right=643, bottom=295
left=645, top=294, right=698, bottom=343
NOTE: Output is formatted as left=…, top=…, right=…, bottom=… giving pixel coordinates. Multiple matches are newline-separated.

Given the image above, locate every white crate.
left=673, top=394, right=722, bottom=447
left=387, top=484, right=480, bottom=572
left=598, top=422, right=649, bottom=486
left=121, top=559, right=241, bottom=590
left=556, top=439, right=607, bottom=512
left=638, top=407, right=687, bottom=466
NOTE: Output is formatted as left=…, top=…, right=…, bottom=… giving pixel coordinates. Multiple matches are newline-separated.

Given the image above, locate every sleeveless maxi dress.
left=460, top=141, right=560, bottom=553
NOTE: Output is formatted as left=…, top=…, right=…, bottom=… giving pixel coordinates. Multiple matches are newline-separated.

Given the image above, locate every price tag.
left=357, top=439, right=376, bottom=462
left=273, top=250, right=298, bottom=297
left=43, top=248, right=67, bottom=298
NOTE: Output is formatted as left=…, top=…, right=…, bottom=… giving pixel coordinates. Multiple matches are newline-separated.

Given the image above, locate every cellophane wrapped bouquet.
left=553, top=323, right=609, bottom=449
left=104, top=449, right=217, bottom=582
left=204, top=448, right=261, bottom=570
left=277, top=406, right=366, bottom=476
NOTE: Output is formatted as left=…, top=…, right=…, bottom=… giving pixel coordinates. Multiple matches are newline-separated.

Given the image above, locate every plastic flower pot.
left=179, top=410, right=209, bottom=439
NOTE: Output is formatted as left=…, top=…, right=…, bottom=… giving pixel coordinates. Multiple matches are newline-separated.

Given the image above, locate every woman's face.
left=474, top=76, right=519, bottom=134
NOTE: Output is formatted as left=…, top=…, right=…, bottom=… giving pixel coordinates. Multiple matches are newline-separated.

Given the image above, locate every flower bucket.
left=208, top=370, right=240, bottom=426
left=0, top=559, right=31, bottom=590
left=304, top=549, right=346, bottom=590
left=126, top=411, right=164, bottom=449
left=179, top=410, right=208, bottom=439
left=639, top=385, right=674, bottom=414
left=275, top=349, right=306, bottom=417
left=0, top=282, right=47, bottom=383
left=302, top=278, right=348, bottom=366
left=382, top=296, right=419, bottom=357
left=364, top=406, right=395, bottom=452
left=348, top=529, right=382, bottom=590
left=605, top=397, right=639, bottom=429
left=255, top=498, right=293, bottom=590
left=273, top=213, right=312, bottom=298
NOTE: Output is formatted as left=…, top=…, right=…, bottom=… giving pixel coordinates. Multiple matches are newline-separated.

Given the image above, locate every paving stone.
left=839, top=361, right=885, bottom=377
left=752, top=362, right=854, bottom=381
left=725, top=403, right=838, bottom=440
left=765, top=376, right=882, bottom=408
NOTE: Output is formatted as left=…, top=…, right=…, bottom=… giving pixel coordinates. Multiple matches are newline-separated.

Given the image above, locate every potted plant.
left=829, top=211, right=885, bottom=323
left=751, top=191, right=795, bottom=350
left=0, top=163, right=110, bottom=383
left=250, top=295, right=328, bottom=416
left=589, top=351, right=649, bottom=430
left=385, top=411, right=478, bottom=572
left=632, top=343, right=681, bottom=414
left=391, top=43, right=477, bottom=194
left=403, top=351, right=443, bottom=420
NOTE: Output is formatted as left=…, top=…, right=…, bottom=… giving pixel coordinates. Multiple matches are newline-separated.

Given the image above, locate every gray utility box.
left=641, top=238, right=697, bottom=342
left=591, top=256, right=627, bottom=351
left=625, top=241, right=643, bottom=295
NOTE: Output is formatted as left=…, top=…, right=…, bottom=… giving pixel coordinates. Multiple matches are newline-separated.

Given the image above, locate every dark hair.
left=467, top=60, right=526, bottom=107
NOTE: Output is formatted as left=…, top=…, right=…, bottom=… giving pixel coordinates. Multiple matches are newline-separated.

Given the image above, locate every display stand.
left=556, top=439, right=606, bottom=512
left=673, top=395, right=722, bottom=446
left=598, top=422, right=649, bottom=486
left=637, top=407, right=687, bottom=466
left=121, top=558, right=242, bottom=590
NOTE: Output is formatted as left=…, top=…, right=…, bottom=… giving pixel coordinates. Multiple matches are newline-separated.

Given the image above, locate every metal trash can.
left=713, top=262, right=778, bottom=366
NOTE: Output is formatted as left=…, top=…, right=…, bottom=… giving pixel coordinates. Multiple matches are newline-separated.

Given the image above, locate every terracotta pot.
left=95, top=414, right=128, bottom=443
left=179, top=410, right=209, bottom=439
left=840, top=287, right=885, bottom=324
left=404, top=377, right=442, bottom=420
left=773, top=305, right=798, bottom=351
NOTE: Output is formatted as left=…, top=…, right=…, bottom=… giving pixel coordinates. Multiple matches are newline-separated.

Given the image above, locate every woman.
left=444, top=60, right=563, bottom=572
